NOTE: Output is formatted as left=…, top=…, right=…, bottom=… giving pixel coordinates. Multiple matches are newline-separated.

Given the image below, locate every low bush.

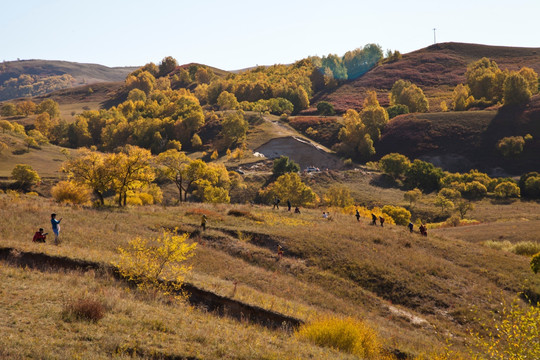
left=62, top=297, right=105, bottom=323
left=51, top=181, right=91, bottom=205
left=512, top=241, right=540, bottom=256
left=296, top=316, right=382, bottom=358
left=227, top=209, right=263, bottom=222
left=382, top=205, right=411, bottom=226
left=483, top=240, right=540, bottom=256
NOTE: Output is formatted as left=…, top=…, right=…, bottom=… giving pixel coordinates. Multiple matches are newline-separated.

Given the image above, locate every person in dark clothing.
left=408, top=222, right=414, bottom=233
left=273, top=197, right=280, bottom=209
left=355, top=209, right=360, bottom=222
left=371, top=213, right=377, bottom=225
left=287, top=199, right=291, bottom=211
left=379, top=216, right=385, bottom=227
left=419, top=224, right=428, bottom=237
left=32, top=228, right=47, bottom=243
left=201, top=214, right=207, bottom=231
left=294, top=206, right=300, bottom=214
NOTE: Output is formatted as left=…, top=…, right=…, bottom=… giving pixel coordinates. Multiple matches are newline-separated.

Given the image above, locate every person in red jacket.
left=32, top=228, right=47, bottom=243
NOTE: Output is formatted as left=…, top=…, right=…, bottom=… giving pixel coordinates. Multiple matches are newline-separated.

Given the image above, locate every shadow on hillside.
left=0, top=247, right=302, bottom=331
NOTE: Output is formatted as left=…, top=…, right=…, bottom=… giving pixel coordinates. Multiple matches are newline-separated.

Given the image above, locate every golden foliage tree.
left=11, top=164, right=40, bottom=189
left=452, top=84, right=470, bottom=111
left=111, top=145, right=155, bottom=207
left=360, top=91, right=389, bottom=141
left=338, top=109, right=375, bottom=160
left=63, top=149, right=118, bottom=205
left=324, top=185, right=354, bottom=207
left=260, top=172, right=319, bottom=207
left=503, top=72, right=532, bottom=106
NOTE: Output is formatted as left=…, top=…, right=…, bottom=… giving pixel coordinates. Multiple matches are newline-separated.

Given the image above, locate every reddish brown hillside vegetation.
left=312, top=42, right=540, bottom=112
left=377, top=94, right=540, bottom=174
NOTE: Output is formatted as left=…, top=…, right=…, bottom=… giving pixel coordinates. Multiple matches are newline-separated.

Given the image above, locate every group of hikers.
left=32, top=213, right=63, bottom=245
left=273, top=197, right=300, bottom=213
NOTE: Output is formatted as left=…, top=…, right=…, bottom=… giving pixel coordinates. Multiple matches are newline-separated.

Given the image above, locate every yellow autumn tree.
left=111, top=145, right=155, bottom=207
left=338, top=109, right=375, bottom=160
left=260, top=172, right=319, bottom=207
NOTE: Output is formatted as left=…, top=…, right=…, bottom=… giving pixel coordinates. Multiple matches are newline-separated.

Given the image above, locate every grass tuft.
left=62, top=297, right=105, bottom=323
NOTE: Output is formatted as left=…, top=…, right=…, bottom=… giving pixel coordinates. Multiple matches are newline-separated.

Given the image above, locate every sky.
left=2, top=0, right=540, bottom=71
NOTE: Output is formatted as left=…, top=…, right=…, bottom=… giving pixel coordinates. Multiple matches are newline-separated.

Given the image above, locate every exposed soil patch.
left=255, top=136, right=342, bottom=170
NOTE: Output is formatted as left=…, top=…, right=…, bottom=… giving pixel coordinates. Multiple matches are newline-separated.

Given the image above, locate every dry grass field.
left=1, top=189, right=539, bottom=358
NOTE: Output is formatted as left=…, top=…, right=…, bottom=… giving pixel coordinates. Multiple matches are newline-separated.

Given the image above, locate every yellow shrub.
left=296, top=316, right=382, bottom=358
left=114, top=229, right=197, bottom=297
left=126, top=195, right=143, bottom=206
left=471, top=299, right=540, bottom=359
left=51, top=181, right=91, bottom=205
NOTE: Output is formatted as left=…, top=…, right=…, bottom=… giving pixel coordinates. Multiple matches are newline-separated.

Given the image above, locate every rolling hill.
left=311, top=42, right=540, bottom=112
left=0, top=59, right=139, bottom=101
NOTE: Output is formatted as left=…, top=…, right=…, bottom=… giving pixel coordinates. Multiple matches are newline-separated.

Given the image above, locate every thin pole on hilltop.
left=433, top=28, right=437, bottom=44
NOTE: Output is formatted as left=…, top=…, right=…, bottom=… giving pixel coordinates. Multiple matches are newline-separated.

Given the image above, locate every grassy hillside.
left=1, top=192, right=539, bottom=358
left=312, top=42, right=540, bottom=112
left=377, top=95, right=540, bottom=174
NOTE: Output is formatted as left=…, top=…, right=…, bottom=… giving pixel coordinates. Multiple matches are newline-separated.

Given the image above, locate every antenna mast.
left=433, top=28, right=437, bottom=44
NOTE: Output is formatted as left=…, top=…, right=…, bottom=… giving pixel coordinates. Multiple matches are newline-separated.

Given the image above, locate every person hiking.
left=355, top=209, right=360, bottom=222
left=371, top=213, right=377, bottom=225
left=50, top=213, right=62, bottom=245
left=408, top=221, right=414, bottom=233
left=419, top=224, right=428, bottom=237
left=379, top=216, right=385, bottom=227
left=287, top=199, right=291, bottom=212
left=273, top=197, right=280, bottom=209
left=277, top=245, right=284, bottom=259
left=32, top=228, right=47, bottom=243
left=201, top=214, right=207, bottom=232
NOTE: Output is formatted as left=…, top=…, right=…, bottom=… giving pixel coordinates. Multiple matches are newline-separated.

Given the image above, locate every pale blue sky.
left=2, top=0, right=539, bottom=70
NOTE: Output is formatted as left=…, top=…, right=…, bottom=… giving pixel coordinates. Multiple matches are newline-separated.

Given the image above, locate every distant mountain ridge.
left=0, top=59, right=138, bottom=84
left=0, top=59, right=139, bottom=101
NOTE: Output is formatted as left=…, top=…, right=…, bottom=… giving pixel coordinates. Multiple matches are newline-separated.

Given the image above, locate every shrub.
left=404, top=159, right=443, bottom=192
left=227, top=209, right=263, bottom=222
left=51, top=181, right=92, bottom=205
left=461, top=181, right=487, bottom=201
left=386, top=104, right=409, bottom=119
left=62, top=297, right=105, bottom=323
left=494, top=181, right=520, bottom=199
left=497, top=136, right=525, bottom=157
left=324, top=185, right=354, bottom=207
left=404, top=188, right=422, bottom=208
left=114, top=229, right=197, bottom=297
left=483, top=240, right=513, bottom=251
left=379, top=153, right=411, bottom=180
left=296, top=316, right=381, bottom=358
left=316, top=101, right=335, bottom=116
left=11, top=164, right=40, bottom=189
left=272, top=156, right=300, bottom=177
left=531, top=252, right=540, bottom=274
left=381, top=205, right=411, bottom=226
left=471, top=299, right=540, bottom=359
left=512, top=242, right=540, bottom=256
